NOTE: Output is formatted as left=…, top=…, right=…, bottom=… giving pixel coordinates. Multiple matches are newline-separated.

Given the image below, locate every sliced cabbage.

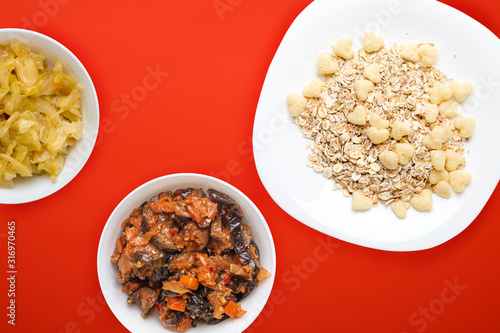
left=0, top=40, right=82, bottom=188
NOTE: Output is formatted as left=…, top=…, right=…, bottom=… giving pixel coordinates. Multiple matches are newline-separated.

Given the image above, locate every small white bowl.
left=0, top=28, right=99, bottom=204
left=97, top=173, right=276, bottom=333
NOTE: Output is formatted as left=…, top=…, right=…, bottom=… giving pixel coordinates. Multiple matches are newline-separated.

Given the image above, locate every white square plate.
left=253, top=0, right=500, bottom=251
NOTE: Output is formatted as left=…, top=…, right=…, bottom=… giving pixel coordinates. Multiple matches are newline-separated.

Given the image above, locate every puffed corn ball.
left=424, top=104, right=439, bottom=123
left=354, top=79, right=374, bottom=101
left=379, top=150, right=399, bottom=170
left=303, top=78, right=323, bottom=98
left=364, top=63, right=383, bottom=83
left=347, top=105, right=367, bottom=125
left=430, top=150, right=446, bottom=171
left=434, top=181, right=451, bottom=199
left=366, top=127, right=390, bottom=144
left=417, top=44, right=438, bottom=67
left=333, top=37, right=354, bottom=60
left=449, top=170, right=471, bottom=193
left=391, top=200, right=411, bottom=219
left=439, top=99, right=460, bottom=118
left=410, top=189, right=433, bottom=211
left=363, top=31, right=385, bottom=53
left=391, top=120, right=411, bottom=140
left=454, top=116, right=475, bottom=138
left=401, top=41, right=420, bottom=63
left=369, top=113, right=389, bottom=129
left=445, top=150, right=462, bottom=171
left=352, top=190, right=373, bottom=211
left=429, top=169, right=449, bottom=185
left=422, top=135, right=442, bottom=150
left=430, top=124, right=452, bottom=143
left=317, top=52, right=339, bottom=75
left=395, top=143, right=415, bottom=165
left=450, top=80, right=472, bottom=103
left=430, top=82, right=452, bottom=105
left=287, top=93, right=307, bottom=117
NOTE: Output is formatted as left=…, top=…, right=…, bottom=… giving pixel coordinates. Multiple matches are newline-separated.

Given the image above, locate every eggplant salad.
left=110, top=188, right=271, bottom=332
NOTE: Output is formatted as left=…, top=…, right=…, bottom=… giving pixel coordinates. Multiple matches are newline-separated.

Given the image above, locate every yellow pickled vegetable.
left=0, top=40, right=82, bottom=188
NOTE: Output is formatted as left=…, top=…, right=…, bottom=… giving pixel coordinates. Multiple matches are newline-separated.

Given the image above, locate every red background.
left=1, top=0, right=500, bottom=332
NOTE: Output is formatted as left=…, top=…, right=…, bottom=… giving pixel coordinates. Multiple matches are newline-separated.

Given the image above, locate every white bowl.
left=0, top=28, right=99, bottom=204
left=97, top=173, right=276, bottom=333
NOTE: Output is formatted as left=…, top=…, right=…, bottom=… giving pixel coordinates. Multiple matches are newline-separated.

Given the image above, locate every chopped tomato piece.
left=167, top=296, right=186, bottom=312
left=224, top=272, right=231, bottom=285
left=179, top=275, right=199, bottom=290
left=186, top=198, right=218, bottom=223
left=151, top=198, right=176, bottom=213
left=204, top=199, right=218, bottom=220
left=156, top=303, right=166, bottom=319
left=195, top=253, right=217, bottom=284
left=158, top=201, right=175, bottom=213
left=224, top=300, right=246, bottom=318
left=169, top=228, right=179, bottom=236
left=125, top=227, right=138, bottom=242
left=116, top=237, right=124, bottom=253
left=129, top=216, right=142, bottom=228
left=196, top=266, right=215, bottom=285
left=186, top=204, right=202, bottom=223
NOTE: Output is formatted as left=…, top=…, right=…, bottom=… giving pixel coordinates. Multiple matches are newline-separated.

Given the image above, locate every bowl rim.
left=97, top=173, right=276, bottom=333
left=0, top=28, right=99, bottom=204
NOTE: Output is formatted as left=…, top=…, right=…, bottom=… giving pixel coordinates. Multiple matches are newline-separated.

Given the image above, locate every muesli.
left=287, top=31, right=475, bottom=218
